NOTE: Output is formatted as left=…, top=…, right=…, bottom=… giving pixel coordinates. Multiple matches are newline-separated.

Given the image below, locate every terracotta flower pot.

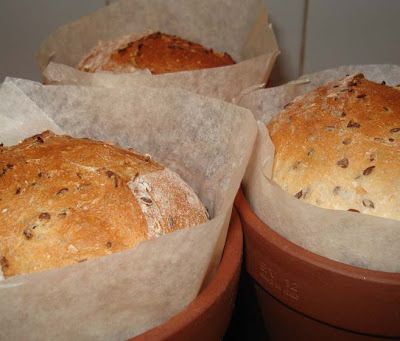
left=131, top=208, right=243, bottom=341
left=235, top=190, right=400, bottom=340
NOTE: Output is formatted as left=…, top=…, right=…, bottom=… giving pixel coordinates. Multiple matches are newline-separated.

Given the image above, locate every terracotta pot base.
left=255, top=283, right=388, bottom=340
left=235, top=190, right=400, bottom=339
left=132, top=208, right=243, bottom=341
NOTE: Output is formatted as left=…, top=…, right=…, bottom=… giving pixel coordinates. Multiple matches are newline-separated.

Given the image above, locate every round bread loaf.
left=268, top=74, right=400, bottom=220
left=77, top=31, right=236, bottom=74
left=0, top=131, right=208, bottom=277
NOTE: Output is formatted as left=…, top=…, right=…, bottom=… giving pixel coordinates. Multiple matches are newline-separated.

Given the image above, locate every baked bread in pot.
left=0, top=131, right=208, bottom=277
left=268, top=74, right=400, bottom=220
left=77, top=32, right=236, bottom=74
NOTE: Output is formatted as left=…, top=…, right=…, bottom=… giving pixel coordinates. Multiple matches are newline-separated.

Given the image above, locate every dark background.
left=224, top=267, right=269, bottom=340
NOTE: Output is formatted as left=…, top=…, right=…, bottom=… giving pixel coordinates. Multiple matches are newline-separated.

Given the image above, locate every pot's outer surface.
left=254, top=284, right=386, bottom=340
left=132, top=208, right=243, bottom=341
left=235, top=190, right=400, bottom=338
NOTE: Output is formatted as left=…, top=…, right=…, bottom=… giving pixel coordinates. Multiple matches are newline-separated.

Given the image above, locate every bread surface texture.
left=77, top=32, right=236, bottom=74
left=0, top=131, right=207, bottom=277
left=268, top=74, right=400, bottom=220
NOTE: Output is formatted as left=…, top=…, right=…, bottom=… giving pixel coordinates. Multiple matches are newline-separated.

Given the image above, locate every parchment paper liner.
left=0, top=78, right=257, bottom=340
left=238, top=64, right=400, bottom=273
left=37, top=0, right=279, bottom=101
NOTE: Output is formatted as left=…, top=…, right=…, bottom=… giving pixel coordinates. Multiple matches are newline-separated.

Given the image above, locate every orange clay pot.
left=131, top=208, right=243, bottom=341
left=235, top=190, right=400, bottom=340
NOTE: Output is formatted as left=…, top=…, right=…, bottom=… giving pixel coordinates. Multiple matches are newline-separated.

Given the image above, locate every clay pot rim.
left=235, top=189, right=400, bottom=284
left=132, top=208, right=243, bottom=340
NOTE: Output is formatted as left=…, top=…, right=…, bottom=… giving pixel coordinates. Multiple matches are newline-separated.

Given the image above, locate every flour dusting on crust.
left=77, top=33, right=150, bottom=73
left=129, top=168, right=208, bottom=238
left=128, top=168, right=207, bottom=238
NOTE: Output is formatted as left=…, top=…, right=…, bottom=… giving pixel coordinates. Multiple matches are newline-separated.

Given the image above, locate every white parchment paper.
left=37, top=0, right=279, bottom=101
left=0, top=82, right=63, bottom=145
left=239, top=64, right=400, bottom=272
left=0, top=78, right=257, bottom=340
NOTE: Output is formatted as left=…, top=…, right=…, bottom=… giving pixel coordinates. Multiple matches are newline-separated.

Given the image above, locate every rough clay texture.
left=0, top=131, right=207, bottom=277
left=268, top=74, right=400, bottom=221
left=77, top=32, right=236, bottom=75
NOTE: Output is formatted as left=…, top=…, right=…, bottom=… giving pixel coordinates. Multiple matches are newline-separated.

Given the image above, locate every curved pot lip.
left=131, top=208, right=243, bottom=340
left=235, top=189, right=400, bottom=284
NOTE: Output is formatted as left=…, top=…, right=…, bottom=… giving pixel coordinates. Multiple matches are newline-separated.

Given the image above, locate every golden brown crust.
left=268, top=74, right=400, bottom=220
left=0, top=131, right=207, bottom=277
left=77, top=32, right=235, bottom=74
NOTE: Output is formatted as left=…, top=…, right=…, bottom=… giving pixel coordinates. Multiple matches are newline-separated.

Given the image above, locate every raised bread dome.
left=0, top=131, right=208, bottom=277
left=77, top=32, right=236, bottom=74
left=268, top=74, right=400, bottom=220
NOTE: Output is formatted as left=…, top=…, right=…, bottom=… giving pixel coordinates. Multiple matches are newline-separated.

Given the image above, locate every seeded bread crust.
left=0, top=131, right=207, bottom=277
left=77, top=32, right=236, bottom=75
left=268, top=74, right=400, bottom=220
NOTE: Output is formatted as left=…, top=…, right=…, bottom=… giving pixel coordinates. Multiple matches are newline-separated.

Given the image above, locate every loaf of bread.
left=268, top=74, right=400, bottom=220
left=77, top=32, right=236, bottom=74
left=0, top=131, right=208, bottom=277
